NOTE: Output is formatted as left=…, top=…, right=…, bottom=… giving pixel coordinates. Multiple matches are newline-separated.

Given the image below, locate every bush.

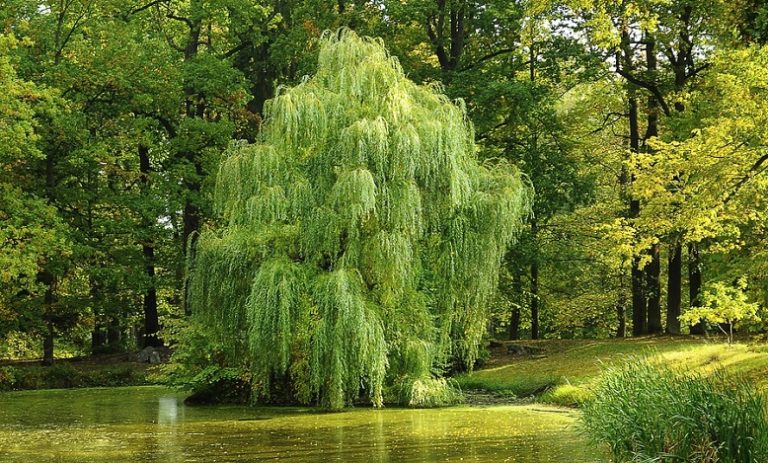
left=0, top=366, right=18, bottom=390
left=582, top=358, right=768, bottom=463
left=541, top=383, right=592, bottom=407
left=182, top=366, right=252, bottom=405
left=388, top=377, right=464, bottom=407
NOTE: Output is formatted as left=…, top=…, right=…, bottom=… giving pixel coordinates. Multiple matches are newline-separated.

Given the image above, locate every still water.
left=0, top=386, right=602, bottom=462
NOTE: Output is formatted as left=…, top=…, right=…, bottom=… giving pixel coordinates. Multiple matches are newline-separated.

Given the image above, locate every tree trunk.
left=628, top=90, right=646, bottom=335
left=616, top=288, right=627, bottom=338
left=666, top=242, right=682, bottom=334
left=688, top=242, right=705, bottom=334
left=616, top=270, right=627, bottom=338
left=646, top=243, right=662, bottom=334
left=37, top=267, right=56, bottom=365
left=530, top=220, right=539, bottom=340
left=180, top=8, right=204, bottom=316
left=91, top=324, right=106, bottom=351
left=90, top=275, right=106, bottom=351
left=43, top=322, right=54, bottom=366
left=107, top=317, right=121, bottom=347
left=644, top=34, right=662, bottom=335
left=530, top=262, right=539, bottom=340
left=508, top=269, right=522, bottom=340
left=621, top=26, right=647, bottom=336
left=142, top=245, right=161, bottom=347
left=139, top=145, right=162, bottom=348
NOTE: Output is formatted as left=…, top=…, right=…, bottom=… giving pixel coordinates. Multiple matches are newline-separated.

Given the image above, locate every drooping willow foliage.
left=189, top=30, right=532, bottom=409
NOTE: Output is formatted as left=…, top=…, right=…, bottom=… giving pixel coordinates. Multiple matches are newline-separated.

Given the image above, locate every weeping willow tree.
left=189, top=30, right=531, bottom=409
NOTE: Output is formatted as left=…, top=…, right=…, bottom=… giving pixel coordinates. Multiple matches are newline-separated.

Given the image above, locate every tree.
left=0, top=34, right=72, bottom=356
left=679, top=279, right=761, bottom=345
left=189, top=30, right=531, bottom=409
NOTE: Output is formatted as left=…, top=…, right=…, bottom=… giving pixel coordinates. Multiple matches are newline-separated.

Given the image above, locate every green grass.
left=455, top=336, right=768, bottom=404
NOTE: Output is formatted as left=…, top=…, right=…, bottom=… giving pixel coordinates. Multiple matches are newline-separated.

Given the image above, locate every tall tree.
left=189, top=31, right=531, bottom=409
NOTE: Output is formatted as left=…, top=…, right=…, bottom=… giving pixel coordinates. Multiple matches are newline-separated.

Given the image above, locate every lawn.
left=455, top=336, right=768, bottom=405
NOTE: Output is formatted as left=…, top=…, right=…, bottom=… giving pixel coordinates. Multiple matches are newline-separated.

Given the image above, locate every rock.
left=136, top=346, right=159, bottom=363
left=136, top=346, right=171, bottom=364
left=506, top=343, right=545, bottom=356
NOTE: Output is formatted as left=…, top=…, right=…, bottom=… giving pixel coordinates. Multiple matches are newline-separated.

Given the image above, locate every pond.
left=0, top=386, right=603, bottom=462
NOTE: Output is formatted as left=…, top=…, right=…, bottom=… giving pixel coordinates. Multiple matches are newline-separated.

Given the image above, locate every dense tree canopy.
left=2, top=0, right=768, bottom=409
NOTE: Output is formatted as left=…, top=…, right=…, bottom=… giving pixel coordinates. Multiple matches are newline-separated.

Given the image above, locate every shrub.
left=44, top=363, right=83, bottom=388
left=0, top=366, right=18, bottom=390
left=182, top=366, right=252, bottom=405
left=582, top=358, right=768, bottom=463
left=388, top=377, right=464, bottom=408
left=541, top=383, right=592, bottom=407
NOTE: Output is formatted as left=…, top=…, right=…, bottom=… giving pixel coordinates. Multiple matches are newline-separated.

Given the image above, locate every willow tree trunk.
left=688, top=243, right=705, bottom=334
left=666, top=242, right=682, bottom=334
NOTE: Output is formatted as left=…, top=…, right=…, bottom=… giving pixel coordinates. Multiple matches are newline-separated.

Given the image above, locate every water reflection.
left=157, top=396, right=179, bottom=425
left=0, top=387, right=603, bottom=463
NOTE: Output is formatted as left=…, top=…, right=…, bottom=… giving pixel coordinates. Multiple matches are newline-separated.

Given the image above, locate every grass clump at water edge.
left=581, top=357, right=768, bottom=463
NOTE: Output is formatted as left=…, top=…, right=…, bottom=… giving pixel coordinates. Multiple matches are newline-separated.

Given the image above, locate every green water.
left=0, top=386, right=601, bottom=462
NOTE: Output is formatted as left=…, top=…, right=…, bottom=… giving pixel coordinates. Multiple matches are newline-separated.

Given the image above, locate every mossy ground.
left=456, top=336, right=768, bottom=406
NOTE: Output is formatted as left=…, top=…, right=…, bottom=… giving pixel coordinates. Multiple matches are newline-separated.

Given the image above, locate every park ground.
left=456, top=336, right=768, bottom=406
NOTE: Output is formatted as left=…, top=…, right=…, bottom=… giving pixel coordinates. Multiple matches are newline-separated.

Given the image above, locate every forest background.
left=2, top=0, right=768, bottom=364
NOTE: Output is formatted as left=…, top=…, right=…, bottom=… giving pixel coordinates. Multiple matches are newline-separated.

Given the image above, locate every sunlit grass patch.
left=455, top=337, right=768, bottom=402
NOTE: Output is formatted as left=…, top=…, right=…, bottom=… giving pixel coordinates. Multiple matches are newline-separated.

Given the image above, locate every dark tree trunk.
left=43, top=322, right=54, bottom=366
left=90, top=280, right=105, bottom=351
left=530, top=219, right=539, bottom=340
left=142, top=244, right=161, bottom=347
left=92, top=325, right=106, bottom=350
left=426, top=0, right=467, bottom=73
left=139, top=145, right=162, bottom=347
left=628, top=91, right=646, bottom=335
left=180, top=12, right=204, bottom=316
left=644, top=34, right=662, bottom=335
left=508, top=268, right=522, bottom=340
left=688, top=242, right=705, bottom=334
left=107, top=318, right=121, bottom=347
left=40, top=144, right=57, bottom=365
left=646, top=243, right=662, bottom=334
left=38, top=267, right=56, bottom=365
left=508, top=307, right=521, bottom=340
left=621, top=27, right=647, bottom=336
left=616, top=288, right=627, bottom=338
left=530, top=262, right=539, bottom=340
left=666, top=242, right=682, bottom=334
left=616, top=270, right=627, bottom=338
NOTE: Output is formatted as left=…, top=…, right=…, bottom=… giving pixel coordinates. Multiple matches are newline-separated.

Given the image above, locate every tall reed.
left=581, top=358, right=768, bottom=463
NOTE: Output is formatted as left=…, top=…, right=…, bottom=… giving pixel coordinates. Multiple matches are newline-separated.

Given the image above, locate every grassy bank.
left=456, top=336, right=768, bottom=406
left=0, top=357, right=154, bottom=391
